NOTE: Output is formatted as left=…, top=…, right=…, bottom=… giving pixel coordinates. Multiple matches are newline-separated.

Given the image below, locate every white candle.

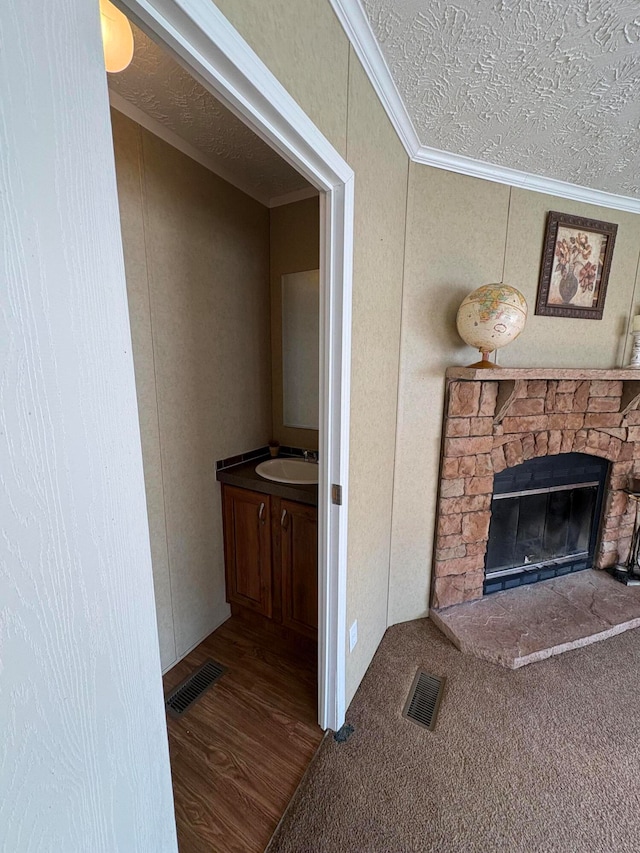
left=633, top=315, right=640, bottom=333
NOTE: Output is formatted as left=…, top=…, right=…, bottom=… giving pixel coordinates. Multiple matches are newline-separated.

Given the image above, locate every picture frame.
left=535, top=211, right=617, bottom=320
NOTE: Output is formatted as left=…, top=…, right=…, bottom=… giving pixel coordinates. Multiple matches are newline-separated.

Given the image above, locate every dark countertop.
left=216, top=456, right=318, bottom=507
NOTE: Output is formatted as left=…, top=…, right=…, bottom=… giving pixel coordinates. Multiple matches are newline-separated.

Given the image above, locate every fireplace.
left=431, top=369, right=640, bottom=610
left=484, top=453, right=609, bottom=594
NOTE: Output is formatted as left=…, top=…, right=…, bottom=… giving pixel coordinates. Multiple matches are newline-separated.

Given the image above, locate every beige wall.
left=389, top=162, right=640, bottom=624
left=213, top=0, right=349, bottom=159
left=270, top=197, right=320, bottom=451
left=111, top=109, right=272, bottom=671
left=114, top=0, right=640, bottom=708
left=211, top=0, right=409, bottom=703
left=345, top=58, right=408, bottom=694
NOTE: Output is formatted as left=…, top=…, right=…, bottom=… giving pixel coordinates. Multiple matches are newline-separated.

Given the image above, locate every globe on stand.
left=456, top=283, right=528, bottom=368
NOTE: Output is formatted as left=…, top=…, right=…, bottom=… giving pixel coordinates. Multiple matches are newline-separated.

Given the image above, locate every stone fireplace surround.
left=432, top=368, right=640, bottom=610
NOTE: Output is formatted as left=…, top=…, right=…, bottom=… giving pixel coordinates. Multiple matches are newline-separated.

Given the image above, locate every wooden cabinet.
left=222, top=486, right=272, bottom=618
left=221, top=484, right=317, bottom=638
left=280, top=499, right=318, bottom=639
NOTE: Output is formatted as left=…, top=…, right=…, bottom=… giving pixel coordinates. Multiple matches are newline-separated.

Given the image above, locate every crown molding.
left=268, top=186, right=319, bottom=208
left=109, top=89, right=320, bottom=209
left=109, top=88, right=271, bottom=206
left=413, top=145, right=640, bottom=215
left=328, top=0, right=420, bottom=156
left=330, top=0, right=640, bottom=216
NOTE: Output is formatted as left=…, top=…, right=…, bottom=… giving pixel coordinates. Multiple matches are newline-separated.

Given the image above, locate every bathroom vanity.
left=217, top=457, right=318, bottom=639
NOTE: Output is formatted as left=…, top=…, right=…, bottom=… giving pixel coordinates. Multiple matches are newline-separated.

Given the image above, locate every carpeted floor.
left=267, top=618, right=640, bottom=853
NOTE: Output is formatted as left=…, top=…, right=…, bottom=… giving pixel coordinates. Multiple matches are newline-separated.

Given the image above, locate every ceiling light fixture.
left=99, top=0, right=134, bottom=73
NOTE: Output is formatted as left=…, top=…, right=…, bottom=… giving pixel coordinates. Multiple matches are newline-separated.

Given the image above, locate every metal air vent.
left=165, top=659, right=226, bottom=718
left=402, top=670, right=445, bottom=731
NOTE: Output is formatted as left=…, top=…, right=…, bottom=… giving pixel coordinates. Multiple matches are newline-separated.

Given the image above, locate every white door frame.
left=115, top=0, right=353, bottom=731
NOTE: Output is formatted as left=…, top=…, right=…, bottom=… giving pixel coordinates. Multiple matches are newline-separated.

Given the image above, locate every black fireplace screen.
left=484, top=453, right=609, bottom=594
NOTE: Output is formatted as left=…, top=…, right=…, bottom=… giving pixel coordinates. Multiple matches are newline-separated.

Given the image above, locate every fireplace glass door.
left=484, top=453, right=608, bottom=594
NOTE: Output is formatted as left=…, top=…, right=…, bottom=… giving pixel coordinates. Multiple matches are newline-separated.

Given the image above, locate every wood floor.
left=163, top=615, right=323, bottom=853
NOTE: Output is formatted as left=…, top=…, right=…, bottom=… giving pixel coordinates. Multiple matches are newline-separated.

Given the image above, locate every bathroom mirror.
left=281, top=269, right=319, bottom=429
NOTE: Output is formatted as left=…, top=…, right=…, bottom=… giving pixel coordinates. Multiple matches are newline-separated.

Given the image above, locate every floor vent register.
left=165, top=659, right=226, bottom=718
left=402, top=670, right=445, bottom=731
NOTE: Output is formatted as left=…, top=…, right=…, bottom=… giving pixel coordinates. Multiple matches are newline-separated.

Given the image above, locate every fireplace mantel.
left=447, top=367, right=640, bottom=381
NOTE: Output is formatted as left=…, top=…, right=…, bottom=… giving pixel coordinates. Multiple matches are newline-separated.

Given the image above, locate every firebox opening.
left=484, top=453, right=609, bottom=595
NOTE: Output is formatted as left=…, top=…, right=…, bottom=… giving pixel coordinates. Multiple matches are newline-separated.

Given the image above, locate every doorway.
left=111, top=0, right=352, bottom=735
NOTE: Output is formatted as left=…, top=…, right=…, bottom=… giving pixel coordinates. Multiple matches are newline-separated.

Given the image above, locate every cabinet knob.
left=280, top=508, right=288, bottom=530
left=258, top=502, right=266, bottom=524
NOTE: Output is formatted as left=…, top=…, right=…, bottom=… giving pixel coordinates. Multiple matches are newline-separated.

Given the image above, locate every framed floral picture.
left=535, top=211, right=617, bottom=320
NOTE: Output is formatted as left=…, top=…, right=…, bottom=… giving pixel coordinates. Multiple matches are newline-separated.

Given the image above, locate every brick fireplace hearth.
left=432, top=368, right=640, bottom=610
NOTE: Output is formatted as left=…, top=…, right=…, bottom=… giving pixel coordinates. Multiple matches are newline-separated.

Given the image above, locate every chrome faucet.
left=303, top=450, right=318, bottom=463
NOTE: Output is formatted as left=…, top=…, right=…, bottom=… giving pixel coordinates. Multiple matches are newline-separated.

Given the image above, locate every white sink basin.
left=255, top=458, right=318, bottom=485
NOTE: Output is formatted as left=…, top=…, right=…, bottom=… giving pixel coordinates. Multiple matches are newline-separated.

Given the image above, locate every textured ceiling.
left=362, top=0, right=640, bottom=198
left=108, top=25, right=311, bottom=203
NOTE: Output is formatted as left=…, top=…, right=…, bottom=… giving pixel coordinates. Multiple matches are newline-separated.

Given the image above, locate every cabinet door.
left=222, top=486, right=272, bottom=617
left=280, top=499, right=317, bottom=639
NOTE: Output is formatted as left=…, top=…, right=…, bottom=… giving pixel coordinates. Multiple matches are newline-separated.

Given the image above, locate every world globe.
left=456, top=283, right=528, bottom=367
